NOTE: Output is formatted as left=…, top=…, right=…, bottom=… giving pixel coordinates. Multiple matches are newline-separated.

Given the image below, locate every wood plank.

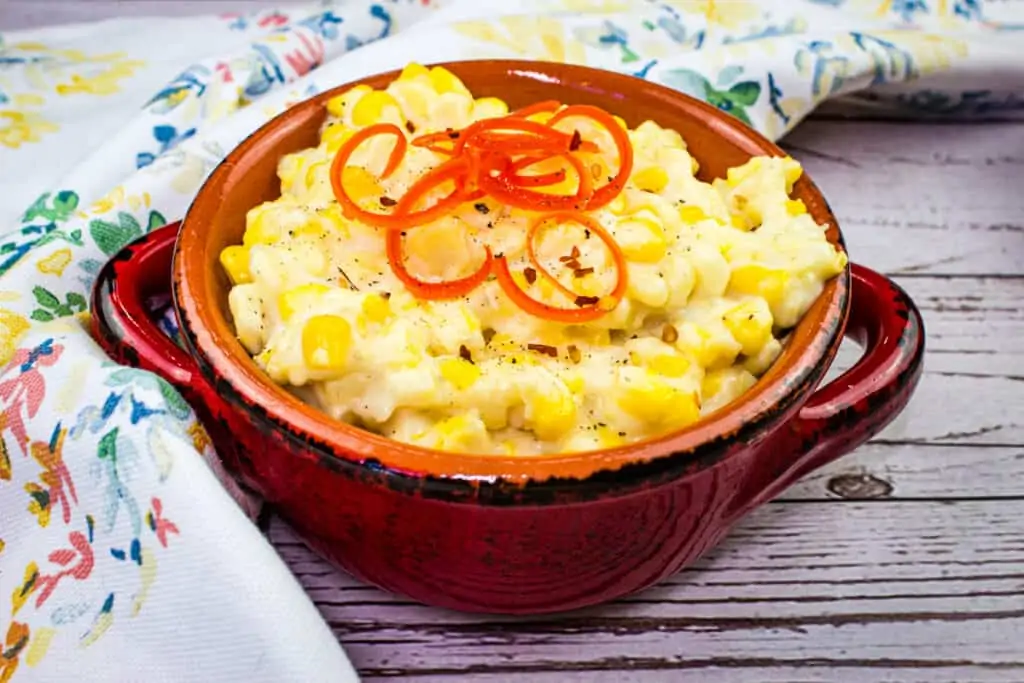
left=270, top=499, right=1024, bottom=677
left=784, top=121, right=1024, bottom=277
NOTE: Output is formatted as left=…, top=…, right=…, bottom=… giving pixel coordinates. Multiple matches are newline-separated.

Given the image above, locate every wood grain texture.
left=5, top=2, right=1024, bottom=680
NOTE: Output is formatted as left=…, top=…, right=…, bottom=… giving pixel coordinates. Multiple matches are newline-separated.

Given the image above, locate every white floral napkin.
left=1, top=1, right=1021, bottom=680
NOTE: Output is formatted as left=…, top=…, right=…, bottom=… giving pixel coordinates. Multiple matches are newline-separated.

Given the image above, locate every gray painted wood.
left=5, top=2, right=1023, bottom=680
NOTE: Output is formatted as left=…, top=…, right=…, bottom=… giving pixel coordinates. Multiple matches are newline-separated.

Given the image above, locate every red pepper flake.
left=567, top=345, right=581, bottom=364
left=573, top=267, right=594, bottom=278
left=379, top=196, right=397, bottom=207
left=661, top=324, right=679, bottom=344
left=569, top=129, right=583, bottom=151
left=574, top=295, right=600, bottom=307
left=570, top=245, right=581, bottom=259
left=446, top=128, right=460, bottom=139
left=474, top=202, right=490, bottom=215
left=523, top=267, right=537, bottom=285
left=381, top=291, right=391, bottom=300
left=405, top=120, right=416, bottom=134
left=564, top=258, right=581, bottom=271
left=527, top=343, right=558, bottom=358
left=482, top=328, right=496, bottom=344
left=459, top=344, right=474, bottom=364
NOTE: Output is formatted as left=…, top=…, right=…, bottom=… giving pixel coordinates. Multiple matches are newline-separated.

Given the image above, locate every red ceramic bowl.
left=90, top=60, right=924, bottom=615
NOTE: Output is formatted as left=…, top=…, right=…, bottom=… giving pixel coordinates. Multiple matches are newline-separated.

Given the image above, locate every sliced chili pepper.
left=509, top=100, right=562, bottom=119
left=385, top=227, right=493, bottom=299
left=525, top=211, right=625, bottom=300
left=493, top=253, right=623, bottom=324
left=390, top=156, right=470, bottom=228
left=329, top=123, right=410, bottom=229
left=547, top=105, right=634, bottom=210
left=480, top=152, right=593, bottom=212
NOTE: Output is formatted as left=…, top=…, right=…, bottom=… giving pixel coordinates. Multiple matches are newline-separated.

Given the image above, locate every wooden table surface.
left=6, top=3, right=1024, bottom=681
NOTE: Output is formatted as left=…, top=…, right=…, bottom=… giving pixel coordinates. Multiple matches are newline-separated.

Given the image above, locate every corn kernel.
left=702, top=367, right=757, bottom=412
left=361, top=293, right=392, bottom=323
left=322, top=124, right=354, bottom=154
left=782, top=156, right=802, bottom=191
left=431, top=413, right=487, bottom=451
left=608, top=194, right=628, bottom=215
left=398, top=62, right=430, bottom=82
left=679, top=205, right=708, bottom=224
left=341, top=166, right=382, bottom=201
left=618, top=217, right=667, bottom=263
left=301, top=314, right=352, bottom=372
left=728, top=264, right=790, bottom=308
left=278, top=283, right=331, bottom=322
left=326, top=85, right=371, bottom=118
left=563, top=371, right=585, bottom=394
left=647, top=353, right=691, bottom=378
left=243, top=210, right=281, bottom=246
left=730, top=213, right=750, bottom=230
left=219, top=245, right=252, bottom=285
left=526, top=385, right=577, bottom=441
left=428, top=66, right=470, bottom=96
left=440, top=358, right=481, bottom=390
left=278, top=153, right=304, bottom=191
left=351, top=91, right=402, bottom=127
left=722, top=299, right=773, bottom=356
left=785, top=198, right=807, bottom=216
left=726, top=157, right=764, bottom=188
left=293, top=220, right=327, bottom=239
left=596, top=425, right=626, bottom=448
left=633, top=167, right=669, bottom=194
left=617, top=372, right=701, bottom=429
left=472, top=97, right=509, bottom=120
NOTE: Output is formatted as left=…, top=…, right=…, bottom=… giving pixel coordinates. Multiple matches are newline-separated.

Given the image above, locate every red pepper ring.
left=478, top=152, right=594, bottom=212
left=329, top=123, right=410, bottom=229
left=390, top=156, right=471, bottom=229
left=547, top=105, right=634, bottom=210
left=524, top=211, right=627, bottom=301
left=385, top=226, right=494, bottom=300
left=508, top=99, right=562, bottom=119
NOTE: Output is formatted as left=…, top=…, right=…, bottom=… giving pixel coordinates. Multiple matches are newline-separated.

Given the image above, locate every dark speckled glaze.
left=89, top=61, right=925, bottom=615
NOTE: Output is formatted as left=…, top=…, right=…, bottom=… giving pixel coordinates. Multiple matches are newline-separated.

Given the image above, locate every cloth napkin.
left=1, top=1, right=1021, bottom=680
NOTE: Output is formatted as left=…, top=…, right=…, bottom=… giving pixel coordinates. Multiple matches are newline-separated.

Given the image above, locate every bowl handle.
left=89, top=222, right=205, bottom=390
left=729, top=264, right=925, bottom=519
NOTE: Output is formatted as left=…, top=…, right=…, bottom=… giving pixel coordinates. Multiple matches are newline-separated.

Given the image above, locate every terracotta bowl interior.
left=177, top=60, right=848, bottom=482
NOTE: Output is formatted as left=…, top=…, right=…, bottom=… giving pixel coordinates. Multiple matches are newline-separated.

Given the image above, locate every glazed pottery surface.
left=90, top=61, right=925, bottom=614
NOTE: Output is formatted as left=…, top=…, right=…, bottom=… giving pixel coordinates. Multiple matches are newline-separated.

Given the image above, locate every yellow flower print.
left=0, top=111, right=59, bottom=149
left=0, top=437, right=9, bottom=480
left=869, top=31, right=969, bottom=74
left=89, top=185, right=126, bottom=215
left=0, top=622, right=29, bottom=683
left=24, top=627, right=54, bottom=668
left=55, top=58, right=145, bottom=97
left=10, top=563, right=39, bottom=616
left=36, top=248, right=73, bottom=276
left=665, top=0, right=761, bottom=30
left=25, top=481, right=52, bottom=527
left=453, top=16, right=587, bottom=63
left=554, top=0, right=632, bottom=11
left=0, top=309, right=31, bottom=367
left=188, top=420, right=213, bottom=454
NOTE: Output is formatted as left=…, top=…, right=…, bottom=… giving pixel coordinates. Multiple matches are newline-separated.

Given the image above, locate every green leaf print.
left=32, top=286, right=60, bottom=310
left=727, top=81, right=762, bottom=107
left=21, top=190, right=81, bottom=224
left=156, top=376, right=191, bottom=420
left=89, top=212, right=142, bottom=256
left=30, top=310, right=55, bottom=323
left=30, top=285, right=89, bottom=320
left=147, top=210, right=167, bottom=233
left=98, top=428, right=119, bottom=461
